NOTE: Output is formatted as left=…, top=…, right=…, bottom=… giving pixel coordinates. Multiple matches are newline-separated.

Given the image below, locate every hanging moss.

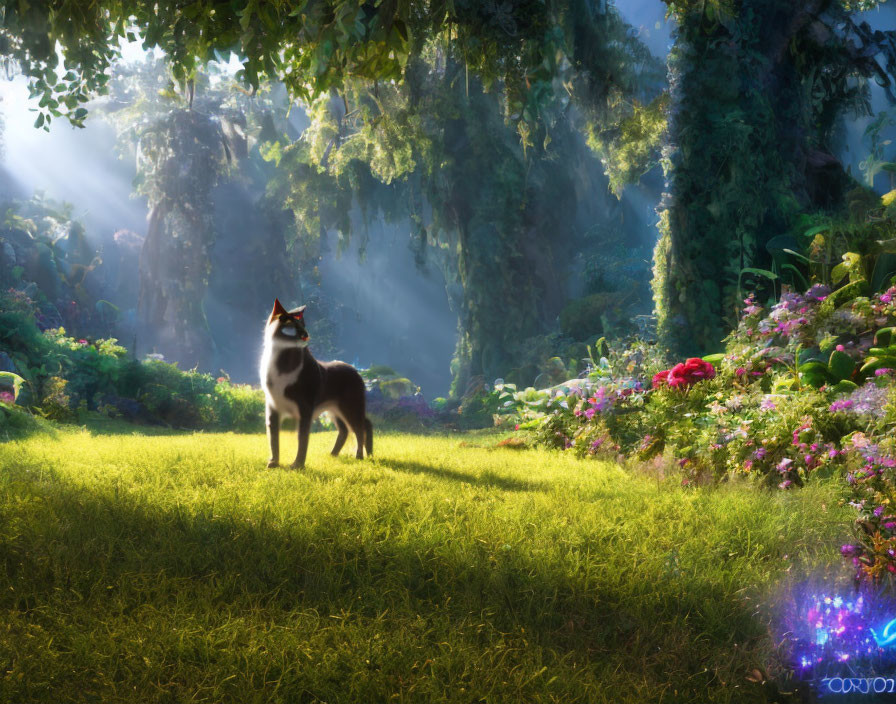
left=655, top=0, right=894, bottom=354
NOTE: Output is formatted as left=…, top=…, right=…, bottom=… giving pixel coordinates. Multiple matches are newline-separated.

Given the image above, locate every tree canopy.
left=1, top=0, right=658, bottom=141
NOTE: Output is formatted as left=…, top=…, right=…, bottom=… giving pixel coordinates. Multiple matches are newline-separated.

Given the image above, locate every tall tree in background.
left=1, top=0, right=665, bottom=383
left=104, top=63, right=246, bottom=367
left=266, top=31, right=658, bottom=394
left=654, top=0, right=896, bottom=354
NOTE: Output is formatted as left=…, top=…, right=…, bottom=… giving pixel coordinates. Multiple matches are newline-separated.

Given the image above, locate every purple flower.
left=841, top=544, right=859, bottom=557
left=807, top=284, right=831, bottom=301
left=0, top=390, right=14, bottom=404
left=759, top=397, right=777, bottom=412
left=875, top=368, right=893, bottom=377
left=841, top=383, right=889, bottom=419
left=829, top=399, right=854, bottom=413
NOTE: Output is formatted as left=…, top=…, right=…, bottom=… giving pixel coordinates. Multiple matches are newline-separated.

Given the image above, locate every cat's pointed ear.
left=269, top=298, right=288, bottom=323
left=290, top=305, right=307, bottom=319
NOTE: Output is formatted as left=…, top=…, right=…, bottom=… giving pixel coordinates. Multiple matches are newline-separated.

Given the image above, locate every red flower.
left=653, top=358, right=716, bottom=390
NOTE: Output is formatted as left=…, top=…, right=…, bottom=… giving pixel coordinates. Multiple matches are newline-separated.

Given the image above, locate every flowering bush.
left=508, top=281, right=896, bottom=573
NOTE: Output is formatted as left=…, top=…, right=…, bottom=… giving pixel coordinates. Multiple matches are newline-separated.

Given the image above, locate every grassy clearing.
left=0, top=425, right=852, bottom=703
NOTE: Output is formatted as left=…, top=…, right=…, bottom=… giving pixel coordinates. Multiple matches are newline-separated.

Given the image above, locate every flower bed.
left=501, top=285, right=896, bottom=579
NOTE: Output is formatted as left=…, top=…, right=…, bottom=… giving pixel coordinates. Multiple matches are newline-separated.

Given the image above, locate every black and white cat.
left=260, top=299, right=372, bottom=468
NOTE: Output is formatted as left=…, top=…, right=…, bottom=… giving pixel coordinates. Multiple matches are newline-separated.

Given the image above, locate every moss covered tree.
left=655, top=0, right=896, bottom=354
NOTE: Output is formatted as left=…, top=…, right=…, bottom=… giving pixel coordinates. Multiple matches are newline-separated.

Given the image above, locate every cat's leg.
left=331, top=417, right=349, bottom=456
left=266, top=405, right=280, bottom=468
left=364, top=418, right=373, bottom=457
left=293, top=411, right=312, bottom=469
left=350, top=414, right=365, bottom=460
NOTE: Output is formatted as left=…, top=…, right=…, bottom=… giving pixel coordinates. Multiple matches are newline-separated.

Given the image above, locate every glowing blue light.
left=817, top=629, right=830, bottom=646
left=871, top=618, right=896, bottom=647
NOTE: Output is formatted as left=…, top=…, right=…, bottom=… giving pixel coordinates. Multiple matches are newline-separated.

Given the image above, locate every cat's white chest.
left=260, top=342, right=303, bottom=419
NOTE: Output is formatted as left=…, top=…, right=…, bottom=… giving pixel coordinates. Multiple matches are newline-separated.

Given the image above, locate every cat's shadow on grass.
left=300, top=453, right=546, bottom=493
left=372, top=457, right=546, bottom=493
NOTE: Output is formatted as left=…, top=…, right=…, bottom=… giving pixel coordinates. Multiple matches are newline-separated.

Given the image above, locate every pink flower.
left=78, top=339, right=88, bottom=345
left=0, top=390, right=14, bottom=404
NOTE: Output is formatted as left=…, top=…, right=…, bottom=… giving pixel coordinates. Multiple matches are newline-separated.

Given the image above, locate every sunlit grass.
left=0, top=425, right=852, bottom=702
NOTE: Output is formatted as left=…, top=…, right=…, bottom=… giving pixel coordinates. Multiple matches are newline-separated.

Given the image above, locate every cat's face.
left=268, top=299, right=309, bottom=346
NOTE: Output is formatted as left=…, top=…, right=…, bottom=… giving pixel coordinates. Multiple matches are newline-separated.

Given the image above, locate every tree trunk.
left=654, top=0, right=839, bottom=355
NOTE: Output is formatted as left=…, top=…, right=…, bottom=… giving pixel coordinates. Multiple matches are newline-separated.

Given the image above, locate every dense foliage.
left=102, top=60, right=307, bottom=371
left=1, top=0, right=659, bottom=143
left=264, top=31, right=659, bottom=393
left=498, top=188, right=896, bottom=581
left=0, top=288, right=264, bottom=431
left=654, top=0, right=896, bottom=355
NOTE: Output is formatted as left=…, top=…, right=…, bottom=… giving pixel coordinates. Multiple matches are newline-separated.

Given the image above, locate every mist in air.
left=1, top=0, right=892, bottom=399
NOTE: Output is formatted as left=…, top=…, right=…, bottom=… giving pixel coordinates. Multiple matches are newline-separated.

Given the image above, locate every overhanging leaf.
left=828, top=350, right=855, bottom=382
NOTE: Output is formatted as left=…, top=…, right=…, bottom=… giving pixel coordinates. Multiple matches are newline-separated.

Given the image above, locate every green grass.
left=0, top=425, right=853, bottom=703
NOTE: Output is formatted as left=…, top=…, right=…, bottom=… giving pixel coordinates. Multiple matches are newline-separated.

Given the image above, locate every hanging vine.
left=654, top=0, right=896, bottom=355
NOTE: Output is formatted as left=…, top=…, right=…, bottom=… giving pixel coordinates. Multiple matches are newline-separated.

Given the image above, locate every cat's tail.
left=364, top=418, right=373, bottom=457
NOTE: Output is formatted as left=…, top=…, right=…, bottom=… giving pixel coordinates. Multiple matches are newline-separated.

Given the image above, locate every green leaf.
left=830, top=380, right=859, bottom=395
left=831, top=262, right=850, bottom=284
left=34, top=113, right=45, bottom=129
left=739, top=267, right=778, bottom=284
left=782, top=248, right=811, bottom=263
left=802, top=224, right=831, bottom=239
left=798, top=360, right=829, bottom=375
left=860, top=356, right=896, bottom=374
left=828, top=350, right=855, bottom=382
left=874, top=328, right=895, bottom=348
left=800, top=370, right=828, bottom=389
left=701, top=353, right=725, bottom=365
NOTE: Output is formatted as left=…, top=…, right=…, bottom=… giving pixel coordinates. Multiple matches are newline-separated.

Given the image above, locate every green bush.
left=0, top=290, right=264, bottom=431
